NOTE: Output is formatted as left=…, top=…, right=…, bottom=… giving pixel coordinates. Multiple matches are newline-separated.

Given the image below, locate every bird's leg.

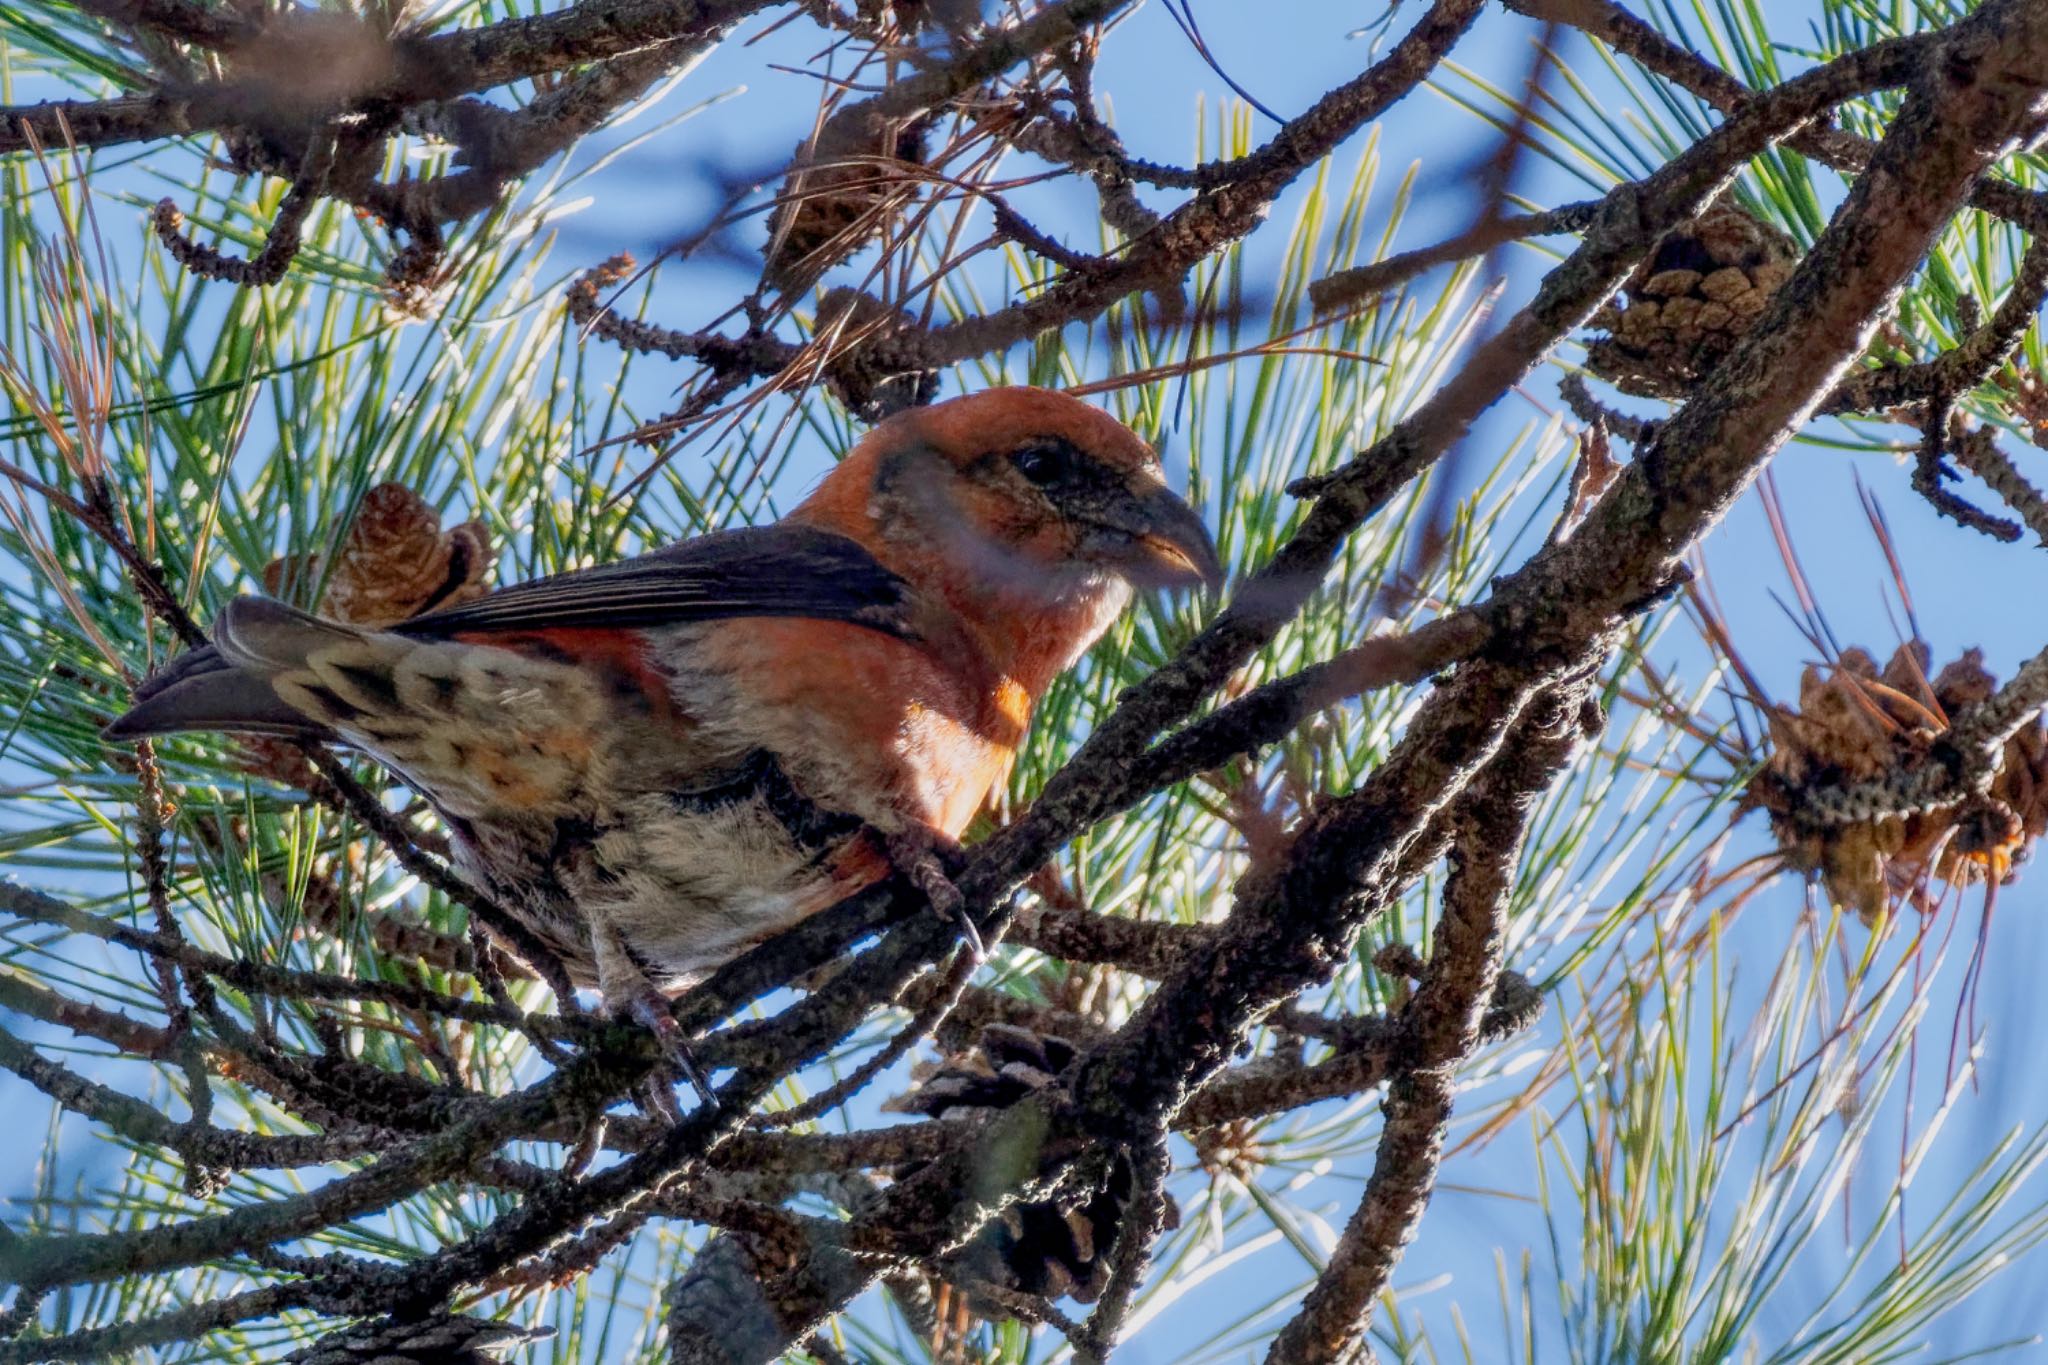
left=883, top=825, right=981, bottom=961
left=625, top=991, right=717, bottom=1113
left=590, top=911, right=717, bottom=1111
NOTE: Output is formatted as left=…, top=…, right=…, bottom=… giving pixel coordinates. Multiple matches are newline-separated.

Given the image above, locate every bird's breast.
left=652, top=615, right=1024, bottom=837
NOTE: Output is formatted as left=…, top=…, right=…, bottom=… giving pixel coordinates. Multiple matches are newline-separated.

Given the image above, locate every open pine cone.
left=814, top=288, right=941, bottom=421
left=264, top=482, right=491, bottom=628
left=1585, top=198, right=1799, bottom=399
left=1746, top=642, right=2048, bottom=924
left=889, top=1023, right=1179, bottom=1310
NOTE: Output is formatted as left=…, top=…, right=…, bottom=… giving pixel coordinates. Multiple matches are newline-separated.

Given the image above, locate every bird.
left=108, top=387, right=1221, bottom=1036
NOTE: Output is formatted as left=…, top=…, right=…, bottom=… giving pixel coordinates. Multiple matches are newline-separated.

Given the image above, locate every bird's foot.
left=614, top=984, right=718, bottom=1114
left=592, top=913, right=717, bottom=1113
left=884, top=826, right=981, bottom=961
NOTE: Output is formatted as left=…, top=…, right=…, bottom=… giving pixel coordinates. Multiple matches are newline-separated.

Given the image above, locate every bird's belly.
left=588, top=786, right=884, bottom=991
left=454, top=752, right=886, bottom=995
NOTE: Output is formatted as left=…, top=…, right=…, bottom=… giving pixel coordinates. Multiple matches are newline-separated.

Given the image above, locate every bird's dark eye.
left=1010, top=439, right=1080, bottom=488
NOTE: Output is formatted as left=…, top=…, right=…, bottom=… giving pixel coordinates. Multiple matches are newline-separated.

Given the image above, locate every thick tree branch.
left=1266, top=689, right=1590, bottom=1363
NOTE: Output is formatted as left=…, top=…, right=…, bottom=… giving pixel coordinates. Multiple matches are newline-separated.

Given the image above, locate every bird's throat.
left=789, top=432, right=1132, bottom=705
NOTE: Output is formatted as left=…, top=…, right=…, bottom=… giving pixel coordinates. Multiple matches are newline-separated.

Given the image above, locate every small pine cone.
left=764, top=114, right=932, bottom=292
left=890, top=1024, right=1179, bottom=1312
left=1190, top=1116, right=1264, bottom=1183
left=265, top=483, right=491, bottom=627
left=814, top=288, right=940, bottom=421
left=960, top=1177, right=1130, bottom=1306
left=1769, top=650, right=1895, bottom=787
left=282, top=1313, right=550, bottom=1365
left=1585, top=197, right=1799, bottom=398
left=367, top=908, right=484, bottom=976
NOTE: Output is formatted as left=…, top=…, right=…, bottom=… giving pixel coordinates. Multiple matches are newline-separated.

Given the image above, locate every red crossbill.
left=109, top=387, right=1221, bottom=1029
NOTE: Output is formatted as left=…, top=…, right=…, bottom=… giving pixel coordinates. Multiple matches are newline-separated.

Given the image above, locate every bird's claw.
left=619, top=986, right=718, bottom=1113
left=885, top=826, right=982, bottom=961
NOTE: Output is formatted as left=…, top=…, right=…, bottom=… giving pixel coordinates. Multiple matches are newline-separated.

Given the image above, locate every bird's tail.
left=111, top=597, right=607, bottom=822
left=104, top=598, right=357, bottom=742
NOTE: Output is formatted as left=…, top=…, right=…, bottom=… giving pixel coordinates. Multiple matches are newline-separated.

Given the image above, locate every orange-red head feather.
left=790, top=386, right=1219, bottom=696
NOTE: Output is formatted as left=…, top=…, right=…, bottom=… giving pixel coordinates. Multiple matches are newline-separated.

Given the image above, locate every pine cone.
left=282, top=1313, right=549, bottom=1365
left=814, top=289, right=940, bottom=421
left=1585, top=198, right=1799, bottom=399
left=890, top=1024, right=1179, bottom=1311
left=1746, top=641, right=2048, bottom=923
left=264, top=483, right=491, bottom=628
left=764, top=114, right=932, bottom=292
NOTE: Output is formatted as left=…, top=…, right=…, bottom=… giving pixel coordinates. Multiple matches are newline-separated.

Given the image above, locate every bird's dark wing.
left=394, top=524, right=917, bottom=641
left=104, top=525, right=915, bottom=743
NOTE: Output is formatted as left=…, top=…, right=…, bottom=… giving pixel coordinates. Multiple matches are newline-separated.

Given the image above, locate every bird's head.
left=797, top=385, right=1220, bottom=590
left=792, top=387, right=1221, bottom=688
